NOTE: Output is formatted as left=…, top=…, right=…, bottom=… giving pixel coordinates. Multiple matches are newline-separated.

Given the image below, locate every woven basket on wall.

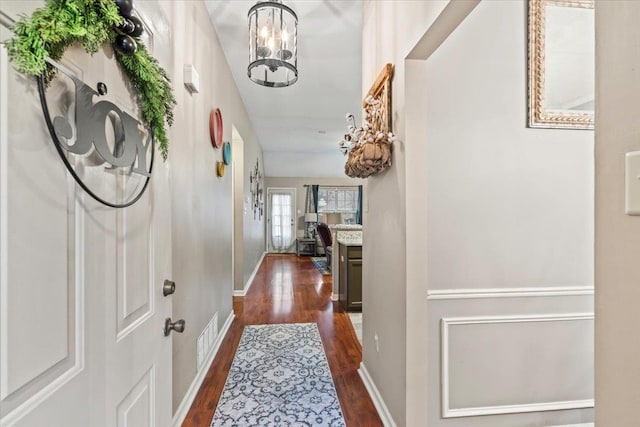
left=344, top=137, right=392, bottom=178
left=343, top=64, right=394, bottom=179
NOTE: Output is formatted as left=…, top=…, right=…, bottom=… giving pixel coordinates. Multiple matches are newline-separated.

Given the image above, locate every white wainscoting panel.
left=441, top=314, right=594, bottom=418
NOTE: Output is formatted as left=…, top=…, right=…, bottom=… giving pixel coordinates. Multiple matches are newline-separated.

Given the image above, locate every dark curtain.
left=304, top=185, right=314, bottom=214
left=356, top=185, right=363, bottom=225
left=312, top=185, right=319, bottom=213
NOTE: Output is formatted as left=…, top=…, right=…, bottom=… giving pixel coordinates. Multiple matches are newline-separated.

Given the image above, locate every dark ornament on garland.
left=5, top=0, right=176, bottom=160
left=129, top=16, right=145, bottom=37
left=118, top=18, right=135, bottom=34
left=115, top=0, right=134, bottom=18
left=114, top=34, right=137, bottom=55
left=97, top=82, right=108, bottom=96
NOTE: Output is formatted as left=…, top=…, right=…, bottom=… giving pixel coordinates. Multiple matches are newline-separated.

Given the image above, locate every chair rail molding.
left=427, top=286, right=594, bottom=300
left=546, top=424, right=594, bottom=427
left=441, top=313, right=595, bottom=418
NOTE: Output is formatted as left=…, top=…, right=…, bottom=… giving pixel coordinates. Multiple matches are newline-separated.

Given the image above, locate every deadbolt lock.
left=163, top=280, right=176, bottom=296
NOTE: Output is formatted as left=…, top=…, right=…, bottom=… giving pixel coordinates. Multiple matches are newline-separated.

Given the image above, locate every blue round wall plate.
left=223, top=141, right=231, bottom=165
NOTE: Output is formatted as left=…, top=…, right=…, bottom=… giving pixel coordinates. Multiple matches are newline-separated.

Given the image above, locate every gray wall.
left=167, top=0, right=263, bottom=412
left=361, top=1, right=449, bottom=425
left=363, top=0, right=594, bottom=425
left=423, top=2, right=594, bottom=425
left=263, top=152, right=358, bottom=178
left=595, top=2, right=640, bottom=425
left=242, top=136, right=266, bottom=289
left=425, top=1, right=593, bottom=293
left=232, top=127, right=245, bottom=292
left=264, top=176, right=364, bottom=237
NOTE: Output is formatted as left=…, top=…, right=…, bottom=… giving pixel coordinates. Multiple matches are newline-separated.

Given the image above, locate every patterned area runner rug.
left=311, top=257, right=331, bottom=275
left=211, top=323, right=346, bottom=427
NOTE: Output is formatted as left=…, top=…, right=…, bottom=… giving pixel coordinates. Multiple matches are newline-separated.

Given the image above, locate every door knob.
left=163, top=280, right=176, bottom=296
left=164, top=318, right=185, bottom=336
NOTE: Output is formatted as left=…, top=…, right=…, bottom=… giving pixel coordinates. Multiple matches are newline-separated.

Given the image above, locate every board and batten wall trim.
left=427, top=286, right=594, bottom=300
left=440, top=313, right=595, bottom=418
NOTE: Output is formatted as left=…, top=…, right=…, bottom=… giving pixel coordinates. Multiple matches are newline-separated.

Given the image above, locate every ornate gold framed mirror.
left=528, top=0, right=594, bottom=129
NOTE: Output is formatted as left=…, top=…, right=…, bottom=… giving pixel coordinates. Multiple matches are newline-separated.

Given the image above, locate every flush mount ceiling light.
left=248, top=0, right=298, bottom=87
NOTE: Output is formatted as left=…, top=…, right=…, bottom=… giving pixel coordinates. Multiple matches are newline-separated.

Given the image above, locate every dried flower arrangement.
left=339, top=95, right=396, bottom=178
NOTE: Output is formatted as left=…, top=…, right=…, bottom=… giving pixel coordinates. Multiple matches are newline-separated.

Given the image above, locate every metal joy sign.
left=38, top=61, right=154, bottom=208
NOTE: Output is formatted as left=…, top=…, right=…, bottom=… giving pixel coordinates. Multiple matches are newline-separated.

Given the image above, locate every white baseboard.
left=546, top=424, right=594, bottom=427
left=172, top=311, right=235, bottom=426
left=233, top=251, right=266, bottom=297
left=358, top=363, right=397, bottom=427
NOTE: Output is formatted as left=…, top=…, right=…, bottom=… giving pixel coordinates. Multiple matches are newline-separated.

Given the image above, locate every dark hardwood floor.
left=182, top=254, right=383, bottom=427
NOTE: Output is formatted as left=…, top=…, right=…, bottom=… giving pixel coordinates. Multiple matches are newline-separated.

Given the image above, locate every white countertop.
left=337, top=238, right=362, bottom=247
left=330, top=224, right=363, bottom=231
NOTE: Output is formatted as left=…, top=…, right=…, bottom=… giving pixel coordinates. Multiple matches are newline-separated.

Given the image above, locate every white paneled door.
left=0, top=2, right=173, bottom=426
left=267, top=188, right=296, bottom=253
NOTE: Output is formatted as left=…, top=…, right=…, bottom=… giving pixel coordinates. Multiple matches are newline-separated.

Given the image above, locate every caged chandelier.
left=248, top=0, right=298, bottom=87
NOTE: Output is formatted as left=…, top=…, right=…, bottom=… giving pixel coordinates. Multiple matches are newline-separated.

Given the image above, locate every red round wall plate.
left=209, top=108, right=223, bottom=148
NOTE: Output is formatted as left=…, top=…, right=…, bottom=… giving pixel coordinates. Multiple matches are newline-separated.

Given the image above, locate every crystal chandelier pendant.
left=248, top=0, right=298, bottom=87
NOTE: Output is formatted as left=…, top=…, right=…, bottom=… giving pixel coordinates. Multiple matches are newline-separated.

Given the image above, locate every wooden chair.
left=316, top=223, right=333, bottom=271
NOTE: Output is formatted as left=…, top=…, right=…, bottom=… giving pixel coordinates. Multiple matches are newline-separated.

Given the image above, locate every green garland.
left=4, top=0, right=176, bottom=159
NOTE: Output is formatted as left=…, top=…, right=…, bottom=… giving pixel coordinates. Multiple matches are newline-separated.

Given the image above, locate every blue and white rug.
left=211, top=323, right=346, bottom=427
left=311, top=257, right=331, bottom=275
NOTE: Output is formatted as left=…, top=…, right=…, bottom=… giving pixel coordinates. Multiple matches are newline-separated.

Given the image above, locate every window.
left=317, top=186, right=360, bottom=224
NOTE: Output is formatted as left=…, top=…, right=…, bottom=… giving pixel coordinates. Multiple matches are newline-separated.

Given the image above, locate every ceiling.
left=206, top=0, right=362, bottom=177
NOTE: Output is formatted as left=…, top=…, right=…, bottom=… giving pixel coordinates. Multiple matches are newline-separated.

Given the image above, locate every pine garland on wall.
left=4, top=0, right=176, bottom=159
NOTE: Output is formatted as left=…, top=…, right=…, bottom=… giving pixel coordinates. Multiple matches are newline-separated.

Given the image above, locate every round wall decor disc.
left=223, top=141, right=231, bottom=165
left=209, top=108, right=223, bottom=148
left=217, top=161, right=225, bottom=177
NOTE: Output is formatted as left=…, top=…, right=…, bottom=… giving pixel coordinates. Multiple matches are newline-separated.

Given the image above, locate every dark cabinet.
left=339, top=243, right=362, bottom=311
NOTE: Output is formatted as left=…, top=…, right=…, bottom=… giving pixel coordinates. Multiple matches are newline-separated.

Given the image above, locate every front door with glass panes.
left=267, top=188, right=297, bottom=253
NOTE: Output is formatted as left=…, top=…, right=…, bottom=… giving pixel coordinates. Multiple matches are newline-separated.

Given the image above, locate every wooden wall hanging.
left=340, top=63, right=395, bottom=178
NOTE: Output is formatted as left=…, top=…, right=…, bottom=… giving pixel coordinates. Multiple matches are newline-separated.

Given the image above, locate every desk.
left=296, top=238, right=316, bottom=256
